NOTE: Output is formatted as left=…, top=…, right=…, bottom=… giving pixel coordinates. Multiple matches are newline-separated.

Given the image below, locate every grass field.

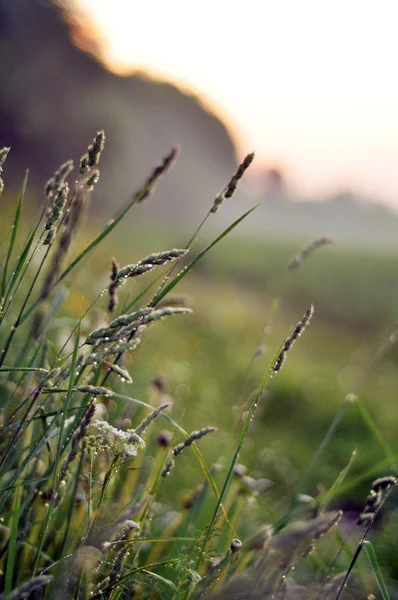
left=1, top=140, right=398, bottom=598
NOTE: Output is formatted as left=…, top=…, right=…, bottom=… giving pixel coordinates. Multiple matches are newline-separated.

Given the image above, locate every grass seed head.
left=87, top=130, right=106, bottom=167
left=136, top=145, right=179, bottom=203
left=274, top=304, right=314, bottom=372
left=0, top=146, right=10, bottom=170
left=86, top=169, right=100, bottom=189
left=210, top=152, right=255, bottom=213
left=288, top=237, right=333, bottom=271
left=134, top=402, right=171, bottom=437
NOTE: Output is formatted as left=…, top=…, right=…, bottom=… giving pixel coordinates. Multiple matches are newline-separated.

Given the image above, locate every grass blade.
left=0, top=210, right=40, bottom=321
left=1, top=171, right=28, bottom=298
left=4, top=476, right=22, bottom=597
left=0, top=367, right=48, bottom=373
left=150, top=205, right=258, bottom=307
left=321, top=449, right=357, bottom=510
left=32, top=316, right=81, bottom=575
left=361, top=540, right=390, bottom=600
left=355, top=397, right=395, bottom=462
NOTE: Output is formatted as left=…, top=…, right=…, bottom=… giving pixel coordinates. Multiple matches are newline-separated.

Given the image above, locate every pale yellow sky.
left=76, top=0, right=398, bottom=205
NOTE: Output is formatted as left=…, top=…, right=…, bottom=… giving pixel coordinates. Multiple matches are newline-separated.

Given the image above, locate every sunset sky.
left=75, top=0, right=398, bottom=205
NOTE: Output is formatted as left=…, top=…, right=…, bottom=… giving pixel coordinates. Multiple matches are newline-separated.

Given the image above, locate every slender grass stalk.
left=150, top=206, right=257, bottom=308
left=4, top=476, right=21, bottom=597
left=31, top=318, right=81, bottom=575
left=1, top=171, right=28, bottom=300
left=335, top=477, right=397, bottom=600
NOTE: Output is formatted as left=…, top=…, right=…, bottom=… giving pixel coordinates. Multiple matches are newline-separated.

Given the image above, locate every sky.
left=75, top=0, right=398, bottom=205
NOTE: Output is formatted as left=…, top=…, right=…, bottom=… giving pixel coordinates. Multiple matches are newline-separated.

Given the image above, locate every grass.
left=1, top=134, right=398, bottom=599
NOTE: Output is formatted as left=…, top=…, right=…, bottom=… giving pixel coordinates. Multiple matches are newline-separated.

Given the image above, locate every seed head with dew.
left=211, top=152, right=255, bottom=214
left=114, top=249, right=188, bottom=287
left=43, top=182, right=69, bottom=245
left=162, top=426, right=216, bottom=476
left=92, top=420, right=145, bottom=461
left=274, top=304, right=314, bottom=372
left=44, top=159, right=74, bottom=203
left=86, top=169, right=100, bottom=190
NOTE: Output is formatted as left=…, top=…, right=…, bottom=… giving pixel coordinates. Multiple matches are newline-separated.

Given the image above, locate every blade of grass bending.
left=355, top=397, right=394, bottom=461
left=140, top=570, right=181, bottom=598
left=1, top=171, right=28, bottom=298
left=196, top=338, right=285, bottom=573
left=0, top=476, right=51, bottom=494
left=326, top=454, right=398, bottom=502
left=19, top=172, right=166, bottom=326
left=362, top=541, right=391, bottom=600
left=4, top=475, right=21, bottom=598
left=321, top=449, right=357, bottom=511
left=127, top=537, right=199, bottom=544
left=32, top=317, right=81, bottom=576
left=150, top=205, right=258, bottom=307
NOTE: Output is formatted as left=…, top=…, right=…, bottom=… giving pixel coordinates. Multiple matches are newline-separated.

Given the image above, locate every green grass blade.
left=140, top=569, right=181, bottom=598
left=4, top=476, right=21, bottom=597
left=122, top=275, right=164, bottom=314
left=132, top=536, right=198, bottom=543
left=89, top=560, right=181, bottom=600
left=53, top=316, right=81, bottom=483
left=150, top=205, right=258, bottom=307
left=0, top=367, right=48, bottom=373
left=323, top=456, right=398, bottom=502
left=196, top=337, right=285, bottom=571
left=0, top=216, right=40, bottom=321
left=1, top=171, right=28, bottom=298
left=321, top=449, right=357, bottom=510
left=355, top=397, right=394, bottom=461
left=362, top=540, right=391, bottom=600
left=32, top=317, right=81, bottom=575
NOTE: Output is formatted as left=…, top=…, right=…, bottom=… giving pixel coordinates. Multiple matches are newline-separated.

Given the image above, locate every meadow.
left=1, top=137, right=398, bottom=599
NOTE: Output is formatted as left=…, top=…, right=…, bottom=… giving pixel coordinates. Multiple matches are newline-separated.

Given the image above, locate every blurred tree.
left=0, top=0, right=237, bottom=224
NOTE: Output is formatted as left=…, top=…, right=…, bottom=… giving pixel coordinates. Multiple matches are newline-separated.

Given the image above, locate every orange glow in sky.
left=76, top=0, right=398, bottom=205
